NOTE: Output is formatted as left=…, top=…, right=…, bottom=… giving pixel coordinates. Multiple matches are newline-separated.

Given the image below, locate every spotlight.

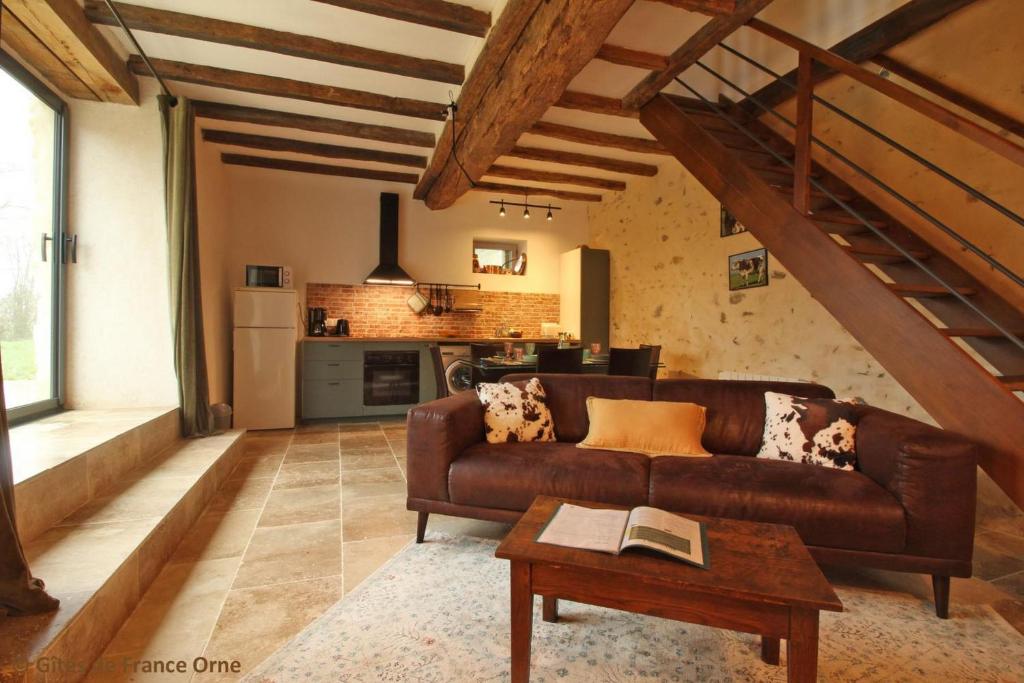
left=498, top=200, right=506, bottom=217
left=523, top=206, right=530, bottom=219
left=546, top=204, right=553, bottom=221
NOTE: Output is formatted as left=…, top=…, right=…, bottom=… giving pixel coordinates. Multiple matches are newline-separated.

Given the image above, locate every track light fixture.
left=489, top=198, right=563, bottom=221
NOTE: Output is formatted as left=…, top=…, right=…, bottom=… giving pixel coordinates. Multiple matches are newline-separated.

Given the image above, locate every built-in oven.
left=363, top=351, right=420, bottom=406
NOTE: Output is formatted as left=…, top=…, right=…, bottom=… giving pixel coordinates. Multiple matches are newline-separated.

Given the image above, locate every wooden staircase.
left=640, top=93, right=1024, bottom=507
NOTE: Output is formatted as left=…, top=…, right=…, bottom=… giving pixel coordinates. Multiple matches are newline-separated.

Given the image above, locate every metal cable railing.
left=717, top=43, right=1024, bottom=231
left=671, top=70, right=1024, bottom=354
left=691, top=58, right=1022, bottom=289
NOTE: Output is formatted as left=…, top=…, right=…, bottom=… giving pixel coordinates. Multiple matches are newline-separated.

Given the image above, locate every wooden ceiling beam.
left=595, top=44, right=668, bottom=71
left=739, top=0, right=979, bottom=114
left=0, top=7, right=99, bottom=100
left=485, top=164, right=626, bottom=191
left=471, top=182, right=602, bottom=203
left=506, top=146, right=659, bottom=176
left=192, top=101, right=435, bottom=148
left=202, top=129, right=428, bottom=168
left=645, top=0, right=740, bottom=15
left=5, top=0, right=138, bottom=104
left=556, top=91, right=638, bottom=118
left=128, top=56, right=448, bottom=120
left=221, top=153, right=419, bottom=184
left=415, top=0, right=635, bottom=210
left=529, top=121, right=671, bottom=156
left=84, top=0, right=463, bottom=85
left=312, top=0, right=491, bottom=37
left=622, top=0, right=774, bottom=109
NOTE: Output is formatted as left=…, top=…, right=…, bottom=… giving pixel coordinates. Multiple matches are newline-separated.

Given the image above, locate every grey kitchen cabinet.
left=301, top=341, right=436, bottom=419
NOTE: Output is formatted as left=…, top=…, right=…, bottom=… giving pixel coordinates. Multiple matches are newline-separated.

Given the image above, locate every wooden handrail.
left=748, top=18, right=1024, bottom=169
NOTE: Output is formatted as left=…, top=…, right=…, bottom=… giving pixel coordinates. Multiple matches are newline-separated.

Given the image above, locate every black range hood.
left=364, top=192, right=415, bottom=286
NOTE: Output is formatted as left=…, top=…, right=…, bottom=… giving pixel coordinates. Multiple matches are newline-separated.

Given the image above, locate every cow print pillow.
left=476, top=377, right=556, bottom=444
left=756, top=392, right=862, bottom=470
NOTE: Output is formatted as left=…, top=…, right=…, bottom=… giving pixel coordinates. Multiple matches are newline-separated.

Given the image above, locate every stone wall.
left=306, top=283, right=560, bottom=338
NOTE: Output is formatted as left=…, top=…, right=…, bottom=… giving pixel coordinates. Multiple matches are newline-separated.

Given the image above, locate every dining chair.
left=608, top=347, right=654, bottom=377
left=428, top=345, right=448, bottom=399
left=640, top=344, right=662, bottom=381
left=537, top=346, right=584, bottom=374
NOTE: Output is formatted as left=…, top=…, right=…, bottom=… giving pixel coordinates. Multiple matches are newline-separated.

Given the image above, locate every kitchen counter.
left=303, top=336, right=561, bottom=344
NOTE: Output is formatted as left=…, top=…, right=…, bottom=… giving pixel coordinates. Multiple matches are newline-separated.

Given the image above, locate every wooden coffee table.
left=495, top=496, right=843, bottom=682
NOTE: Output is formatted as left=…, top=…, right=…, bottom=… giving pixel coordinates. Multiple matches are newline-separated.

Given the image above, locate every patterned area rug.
left=246, top=535, right=1024, bottom=682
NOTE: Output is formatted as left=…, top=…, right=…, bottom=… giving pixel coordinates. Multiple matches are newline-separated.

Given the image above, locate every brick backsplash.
left=307, top=283, right=560, bottom=338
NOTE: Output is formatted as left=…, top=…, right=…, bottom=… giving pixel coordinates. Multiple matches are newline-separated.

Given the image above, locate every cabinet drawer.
left=304, top=360, right=362, bottom=380
left=303, top=342, right=362, bottom=361
left=302, top=379, right=362, bottom=419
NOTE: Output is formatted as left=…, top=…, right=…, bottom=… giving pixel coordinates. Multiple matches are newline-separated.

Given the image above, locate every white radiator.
left=717, top=370, right=810, bottom=384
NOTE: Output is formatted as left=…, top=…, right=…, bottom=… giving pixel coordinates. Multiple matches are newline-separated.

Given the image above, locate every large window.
left=0, top=54, right=67, bottom=422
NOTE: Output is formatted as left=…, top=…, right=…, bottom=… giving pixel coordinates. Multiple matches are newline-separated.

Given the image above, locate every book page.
left=622, top=506, right=706, bottom=567
left=536, top=504, right=630, bottom=554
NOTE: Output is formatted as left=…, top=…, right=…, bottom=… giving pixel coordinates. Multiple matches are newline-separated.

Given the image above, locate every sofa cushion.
left=449, top=442, right=651, bottom=511
left=476, top=377, right=556, bottom=444
left=501, top=374, right=652, bottom=442
left=578, top=398, right=711, bottom=457
left=757, top=392, right=861, bottom=470
left=649, top=454, right=905, bottom=553
left=654, top=380, right=835, bottom=455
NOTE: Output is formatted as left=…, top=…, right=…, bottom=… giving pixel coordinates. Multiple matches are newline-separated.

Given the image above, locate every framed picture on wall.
left=729, top=248, right=769, bottom=291
left=720, top=206, right=748, bottom=237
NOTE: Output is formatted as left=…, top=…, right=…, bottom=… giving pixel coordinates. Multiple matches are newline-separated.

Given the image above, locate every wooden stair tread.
left=811, top=210, right=887, bottom=227
left=942, top=328, right=1024, bottom=339
left=843, top=244, right=930, bottom=263
left=889, top=283, right=977, bottom=297
left=1000, top=375, right=1024, bottom=391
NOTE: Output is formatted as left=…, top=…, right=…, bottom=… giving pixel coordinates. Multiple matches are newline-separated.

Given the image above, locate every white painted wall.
left=64, top=81, right=178, bottom=409
left=216, top=163, right=590, bottom=296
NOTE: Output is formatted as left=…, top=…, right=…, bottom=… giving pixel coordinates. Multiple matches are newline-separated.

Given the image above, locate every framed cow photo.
left=720, top=206, right=748, bottom=237
left=729, top=248, right=769, bottom=291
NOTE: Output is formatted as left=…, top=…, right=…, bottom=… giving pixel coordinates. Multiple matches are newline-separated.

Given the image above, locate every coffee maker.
left=308, top=307, right=327, bottom=336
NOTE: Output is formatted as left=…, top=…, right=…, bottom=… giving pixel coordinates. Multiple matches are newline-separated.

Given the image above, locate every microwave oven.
left=245, top=264, right=293, bottom=288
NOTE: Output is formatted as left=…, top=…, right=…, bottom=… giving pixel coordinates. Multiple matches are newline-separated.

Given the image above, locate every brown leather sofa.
left=406, top=374, right=979, bottom=617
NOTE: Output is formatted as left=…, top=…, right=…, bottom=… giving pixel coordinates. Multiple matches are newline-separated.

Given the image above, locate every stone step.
left=0, top=431, right=245, bottom=683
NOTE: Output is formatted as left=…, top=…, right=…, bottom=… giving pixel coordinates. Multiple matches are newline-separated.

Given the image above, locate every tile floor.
left=84, top=418, right=1024, bottom=681
left=84, top=418, right=506, bottom=682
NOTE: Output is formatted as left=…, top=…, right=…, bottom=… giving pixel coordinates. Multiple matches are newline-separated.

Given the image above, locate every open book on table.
left=536, top=503, right=709, bottom=569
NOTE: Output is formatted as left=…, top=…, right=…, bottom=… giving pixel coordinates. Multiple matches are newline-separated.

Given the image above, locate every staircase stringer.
left=641, top=94, right=1024, bottom=507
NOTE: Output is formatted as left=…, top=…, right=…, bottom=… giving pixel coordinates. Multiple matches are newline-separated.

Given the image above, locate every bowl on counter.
left=508, top=330, right=523, bottom=338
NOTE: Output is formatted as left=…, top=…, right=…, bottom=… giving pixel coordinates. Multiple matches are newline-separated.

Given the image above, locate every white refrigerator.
left=233, top=287, right=298, bottom=430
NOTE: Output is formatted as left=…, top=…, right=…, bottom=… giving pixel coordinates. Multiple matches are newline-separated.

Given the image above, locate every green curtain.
left=160, top=95, right=212, bottom=437
left=0, top=350, right=59, bottom=617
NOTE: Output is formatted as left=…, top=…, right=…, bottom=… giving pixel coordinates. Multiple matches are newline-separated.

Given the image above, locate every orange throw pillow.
left=577, top=398, right=712, bottom=457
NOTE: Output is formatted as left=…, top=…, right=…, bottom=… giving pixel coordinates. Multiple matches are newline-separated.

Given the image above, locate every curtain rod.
left=101, top=0, right=176, bottom=104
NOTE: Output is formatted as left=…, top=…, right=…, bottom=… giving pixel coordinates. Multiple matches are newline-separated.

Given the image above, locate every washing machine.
left=439, top=344, right=475, bottom=395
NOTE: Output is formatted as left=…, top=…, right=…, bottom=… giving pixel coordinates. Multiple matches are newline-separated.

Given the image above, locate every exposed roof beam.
left=85, top=0, right=463, bottom=85
left=529, top=121, right=671, bottom=156
left=415, top=0, right=635, bottom=210
left=5, top=0, right=138, bottom=104
left=312, top=0, right=491, bottom=37
left=128, top=56, right=448, bottom=120
left=221, top=153, right=419, bottom=183
left=739, top=0, right=979, bottom=114
left=0, top=6, right=98, bottom=100
left=506, top=146, right=659, bottom=176
left=596, top=44, right=668, bottom=70
left=192, top=101, right=435, bottom=148
left=645, top=0, right=740, bottom=15
left=202, top=130, right=428, bottom=168
left=622, top=0, right=774, bottom=109
left=485, top=164, right=626, bottom=191
left=471, top=181, right=602, bottom=203
left=556, top=91, right=638, bottom=118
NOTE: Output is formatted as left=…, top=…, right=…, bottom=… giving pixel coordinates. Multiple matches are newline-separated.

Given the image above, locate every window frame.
left=1, top=50, right=69, bottom=424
